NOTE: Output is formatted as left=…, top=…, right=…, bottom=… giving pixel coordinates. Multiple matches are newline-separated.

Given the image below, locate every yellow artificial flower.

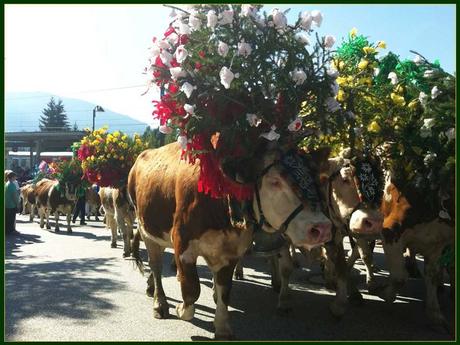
left=90, top=155, right=95, bottom=161
left=122, top=135, right=127, bottom=141
left=390, top=92, right=406, bottom=106
left=113, top=131, right=120, bottom=138
left=362, top=46, right=375, bottom=55
left=358, top=59, right=369, bottom=70
left=408, top=99, right=418, bottom=109
left=377, top=41, right=386, bottom=49
left=337, top=89, right=347, bottom=102
left=368, top=121, right=381, bottom=133
left=113, top=154, right=118, bottom=159
left=336, top=76, right=347, bottom=86
left=394, top=85, right=404, bottom=94
left=350, top=27, right=358, bottom=38
left=338, top=61, right=345, bottom=69
left=120, top=156, right=124, bottom=161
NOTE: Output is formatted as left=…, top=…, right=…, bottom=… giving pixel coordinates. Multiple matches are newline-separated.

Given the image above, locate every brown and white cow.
left=35, top=178, right=78, bottom=233
left=86, top=185, right=101, bottom=221
left=376, top=172, right=454, bottom=330
left=99, top=186, right=135, bottom=256
left=321, top=153, right=384, bottom=290
left=20, top=183, right=37, bottom=222
left=128, top=142, right=333, bottom=339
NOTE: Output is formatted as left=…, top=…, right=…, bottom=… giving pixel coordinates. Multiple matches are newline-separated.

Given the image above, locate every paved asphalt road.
left=5, top=214, right=455, bottom=341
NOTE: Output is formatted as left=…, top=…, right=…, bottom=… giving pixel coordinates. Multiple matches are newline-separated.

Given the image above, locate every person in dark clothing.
left=5, top=171, right=20, bottom=235
left=72, top=186, right=87, bottom=225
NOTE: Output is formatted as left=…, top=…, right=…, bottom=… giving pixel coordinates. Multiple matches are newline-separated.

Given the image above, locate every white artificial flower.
left=260, top=125, right=281, bottom=141
left=159, top=125, right=173, bottom=134
left=169, top=8, right=177, bottom=18
left=184, top=103, right=195, bottom=114
left=255, top=16, right=266, bottom=27
left=327, top=67, right=339, bottom=79
left=157, top=39, right=171, bottom=50
left=330, top=81, right=339, bottom=96
left=295, top=33, right=310, bottom=45
left=431, top=85, right=441, bottom=99
left=422, top=118, right=436, bottom=129
left=246, top=113, right=262, bottom=127
left=288, top=118, right=302, bottom=132
left=181, top=82, right=196, bottom=98
left=219, top=10, right=234, bottom=25
left=175, top=45, right=188, bottom=63
left=207, top=10, right=218, bottom=29
left=217, top=41, right=229, bottom=57
left=424, top=69, right=435, bottom=78
left=238, top=41, right=252, bottom=57
left=149, top=45, right=161, bottom=59
left=311, top=10, right=323, bottom=27
left=178, top=22, right=191, bottom=35
left=299, top=11, right=313, bottom=30
left=413, top=55, right=423, bottom=65
left=423, top=152, right=437, bottom=167
left=188, top=12, right=202, bottom=30
left=177, top=135, right=188, bottom=150
left=160, top=50, right=173, bottom=66
left=241, top=4, right=257, bottom=17
left=272, top=8, right=287, bottom=29
left=324, top=35, right=336, bottom=49
left=388, top=71, right=398, bottom=85
left=169, top=67, right=186, bottom=80
left=165, top=32, right=179, bottom=45
left=354, top=127, right=363, bottom=136
left=291, top=68, right=307, bottom=86
left=373, top=68, right=380, bottom=76
left=419, top=91, right=428, bottom=106
left=445, top=128, right=455, bottom=141
left=325, top=97, right=341, bottom=112
left=219, top=66, right=235, bottom=89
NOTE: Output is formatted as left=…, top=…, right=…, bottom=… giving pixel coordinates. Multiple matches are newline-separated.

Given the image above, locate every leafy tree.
left=142, top=126, right=176, bottom=148
left=38, top=97, right=71, bottom=131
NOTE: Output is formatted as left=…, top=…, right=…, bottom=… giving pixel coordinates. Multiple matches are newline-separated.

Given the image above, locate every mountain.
left=5, top=92, right=149, bottom=135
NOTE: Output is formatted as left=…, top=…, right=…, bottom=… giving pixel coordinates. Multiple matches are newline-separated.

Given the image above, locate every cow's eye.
left=269, top=178, right=282, bottom=188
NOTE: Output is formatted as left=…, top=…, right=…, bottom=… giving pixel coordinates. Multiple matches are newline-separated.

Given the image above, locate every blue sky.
left=5, top=4, right=455, bottom=125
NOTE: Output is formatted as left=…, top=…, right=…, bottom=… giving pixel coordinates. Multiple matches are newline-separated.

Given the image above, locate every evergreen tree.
left=38, top=97, right=71, bottom=131
left=142, top=126, right=176, bottom=148
left=72, top=121, right=79, bottom=131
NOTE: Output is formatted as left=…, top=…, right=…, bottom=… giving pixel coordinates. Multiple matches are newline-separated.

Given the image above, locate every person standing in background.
left=72, top=185, right=87, bottom=225
left=5, top=171, right=20, bottom=235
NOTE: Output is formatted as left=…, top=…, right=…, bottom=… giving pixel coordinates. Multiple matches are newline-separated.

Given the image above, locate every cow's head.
left=320, top=150, right=384, bottom=236
left=222, top=142, right=332, bottom=251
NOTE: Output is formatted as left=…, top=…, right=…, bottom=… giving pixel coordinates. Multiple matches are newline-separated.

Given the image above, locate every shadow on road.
left=5, top=233, right=44, bottom=260
left=5, top=257, right=124, bottom=340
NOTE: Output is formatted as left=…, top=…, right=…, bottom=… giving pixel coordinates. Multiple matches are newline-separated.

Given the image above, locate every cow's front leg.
left=210, top=259, right=238, bottom=340
left=66, top=212, right=72, bottom=233
left=356, top=238, right=376, bottom=289
left=424, top=255, right=448, bottom=331
left=39, top=207, right=45, bottom=228
left=378, top=238, right=407, bottom=302
left=323, top=235, right=349, bottom=317
left=29, top=205, right=35, bottom=222
left=276, top=245, right=294, bottom=314
left=54, top=211, right=60, bottom=232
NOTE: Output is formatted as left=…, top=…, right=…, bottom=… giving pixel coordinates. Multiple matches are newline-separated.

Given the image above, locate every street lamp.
left=92, top=105, right=105, bottom=131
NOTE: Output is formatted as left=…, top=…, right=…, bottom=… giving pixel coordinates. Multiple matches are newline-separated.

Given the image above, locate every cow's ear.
left=309, top=147, right=331, bottom=173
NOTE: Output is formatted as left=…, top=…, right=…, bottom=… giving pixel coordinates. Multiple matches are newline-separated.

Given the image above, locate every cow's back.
left=35, top=179, right=56, bottom=207
left=99, top=187, right=115, bottom=215
left=128, top=142, right=230, bottom=240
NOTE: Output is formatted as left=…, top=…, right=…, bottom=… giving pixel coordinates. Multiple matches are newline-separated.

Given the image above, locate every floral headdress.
left=76, top=127, right=148, bottom=188
left=51, top=158, right=89, bottom=190
left=145, top=4, right=337, bottom=200
left=321, top=29, right=455, bottom=220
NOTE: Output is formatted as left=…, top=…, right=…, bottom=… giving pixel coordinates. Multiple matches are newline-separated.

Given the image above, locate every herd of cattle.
left=18, top=142, right=454, bottom=339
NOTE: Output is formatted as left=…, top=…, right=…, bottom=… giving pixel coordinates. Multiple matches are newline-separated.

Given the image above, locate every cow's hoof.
left=122, top=252, right=130, bottom=258
left=214, top=332, right=234, bottom=340
left=176, top=303, right=195, bottom=321
left=349, top=290, right=364, bottom=305
left=153, top=305, right=169, bottom=319
left=55, top=228, right=60, bottom=232
left=329, top=301, right=347, bottom=319
left=39, top=224, right=44, bottom=229
left=46, top=225, right=51, bottom=230
left=111, top=243, right=117, bottom=248
left=276, top=306, right=292, bottom=316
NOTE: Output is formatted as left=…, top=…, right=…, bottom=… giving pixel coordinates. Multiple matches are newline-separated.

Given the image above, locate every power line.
left=6, top=84, right=147, bottom=100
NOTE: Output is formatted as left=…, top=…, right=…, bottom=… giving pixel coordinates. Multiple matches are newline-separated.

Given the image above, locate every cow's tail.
left=131, top=229, right=144, bottom=275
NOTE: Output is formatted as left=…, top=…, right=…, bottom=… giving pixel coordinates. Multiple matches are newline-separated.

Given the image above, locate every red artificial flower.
left=195, top=62, right=202, bottom=70
left=170, top=57, right=180, bottom=68
left=178, top=35, right=189, bottom=45
left=164, top=26, right=175, bottom=37
left=169, top=83, right=179, bottom=94
left=198, top=50, right=205, bottom=58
